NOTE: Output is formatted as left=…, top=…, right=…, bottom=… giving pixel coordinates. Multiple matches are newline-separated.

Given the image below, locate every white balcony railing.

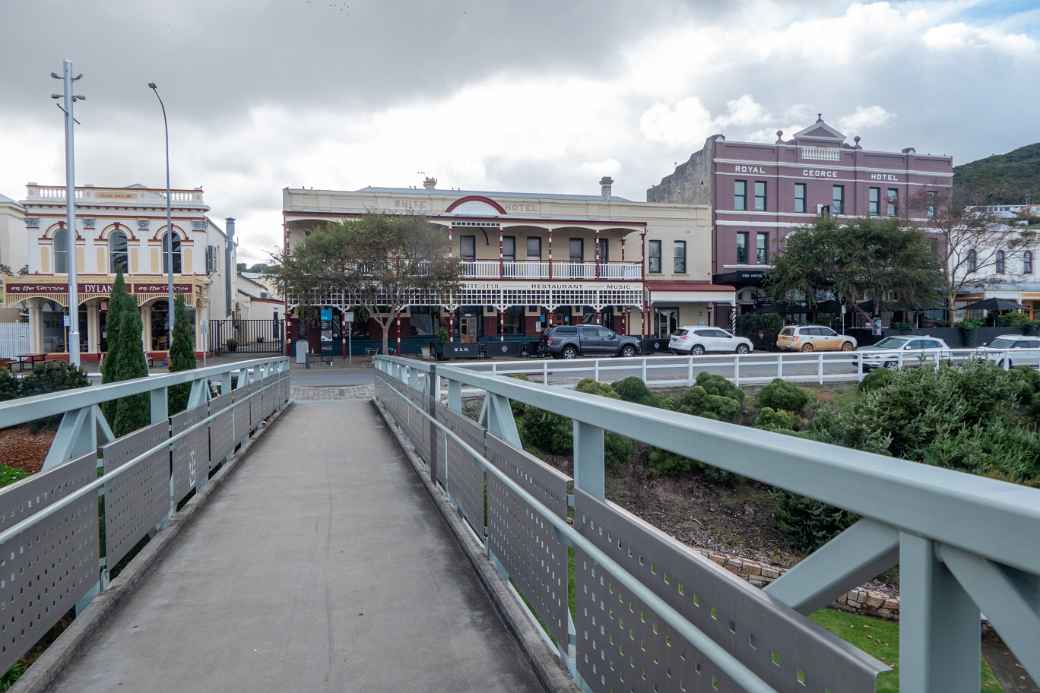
left=502, top=260, right=549, bottom=279
left=460, top=260, right=642, bottom=281
left=460, top=260, right=500, bottom=279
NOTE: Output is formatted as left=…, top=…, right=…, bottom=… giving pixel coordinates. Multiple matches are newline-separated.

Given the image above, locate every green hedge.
left=735, top=312, right=784, bottom=351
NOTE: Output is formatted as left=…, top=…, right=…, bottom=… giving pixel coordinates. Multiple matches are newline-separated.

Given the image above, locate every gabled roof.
left=792, top=115, right=846, bottom=143
left=0, top=192, right=15, bottom=204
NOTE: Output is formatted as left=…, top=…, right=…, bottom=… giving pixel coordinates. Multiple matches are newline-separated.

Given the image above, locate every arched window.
left=162, top=232, right=182, bottom=274
left=967, top=249, right=977, bottom=273
left=996, top=250, right=1006, bottom=275
left=54, top=227, right=69, bottom=273
left=109, top=230, right=129, bottom=273
left=1025, top=251, right=1034, bottom=275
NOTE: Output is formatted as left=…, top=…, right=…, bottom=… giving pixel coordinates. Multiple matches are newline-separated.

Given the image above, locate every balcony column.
left=547, top=228, right=553, bottom=279
left=621, top=237, right=625, bottom=262
left=396, top=314, right=402, bottom=354
left=498, top=226, right=503, bottom=278
left=640, top=231, right=646, bottom=282
left=594, top=229, right=600, bottom=279
left=498, top=307, right=504, bottom=342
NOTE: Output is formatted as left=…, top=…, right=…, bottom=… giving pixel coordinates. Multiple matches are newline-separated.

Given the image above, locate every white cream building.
left=283, top=178, right=732, bottom=350
left=2, top=183, right=236, bottom=359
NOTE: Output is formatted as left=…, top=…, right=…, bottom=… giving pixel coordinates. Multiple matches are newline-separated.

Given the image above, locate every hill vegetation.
left=954, top=142, right=1040, bottom=207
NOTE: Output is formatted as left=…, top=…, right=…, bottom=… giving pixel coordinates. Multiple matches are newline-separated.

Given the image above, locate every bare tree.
left=910, top=190, right=1038, bottom=325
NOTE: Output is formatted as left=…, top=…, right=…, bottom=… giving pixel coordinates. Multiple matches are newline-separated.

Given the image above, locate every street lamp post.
left=148, top=82, right=175, bottom=340
left=51, top=60, right=85, bottom=368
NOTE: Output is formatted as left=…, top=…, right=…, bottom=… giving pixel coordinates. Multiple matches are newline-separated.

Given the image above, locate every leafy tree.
left=272, top=215, right=461, bottom=354
left=766, top=217, right=941, bottom=323
left=167, top=296, right=196, bottom=415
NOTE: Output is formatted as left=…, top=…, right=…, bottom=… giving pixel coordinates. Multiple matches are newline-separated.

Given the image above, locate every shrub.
left=517, top=407, right=571, bottom=455
left=647, top=448, right=735, bottom=484
left=921, top=420, right=1040, bottom=484
left=859, top=367, right=897, bottom=393
left=997, top=311, right=1030, bottom=328
left=753, top=406, right=798, bottom=431
left=694, top=371, right=744, bottom=404
left=756, top=378, right=811, bottom=414
left=611, top=376, right=657, bottom=406
left=774, top=491, right=857, bottom=552
left=956, top=318, right=983, bottom=330
left=20, top=362, right=89, bottom=397
left=576, top=379, right=635, bottom=467
left=0, top=369, right=22, bottom=402
left=673, top=386, right=742, bottom=422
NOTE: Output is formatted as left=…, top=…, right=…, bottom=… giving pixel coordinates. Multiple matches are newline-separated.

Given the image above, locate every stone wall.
left=699, top=549, right=901, bottom=621
left=646, top=135, right=721, bottom=204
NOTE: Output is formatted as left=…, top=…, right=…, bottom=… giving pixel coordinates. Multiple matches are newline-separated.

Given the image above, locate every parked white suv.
left=976, top=335, right=1040, bottom=369
left=669, top=326, right=753, bottom=355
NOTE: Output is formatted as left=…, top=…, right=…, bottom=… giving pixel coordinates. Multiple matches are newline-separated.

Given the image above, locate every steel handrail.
left=377, top=374, right=776, bottom=693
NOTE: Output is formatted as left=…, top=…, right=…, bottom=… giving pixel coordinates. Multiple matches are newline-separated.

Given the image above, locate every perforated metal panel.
left=103, top=421, right=171, bottom=570
left=436, top=403, right=486, bottom=538
left=209, top=392, right=236, bottom=463
left=0, top=453, right=98, bottom=675
left=404, top=386, right=430, bottom=462
left=171, top=404, right=210, bottom=503
left=485, top=434, right=570, bottom=648
left=233, top=387, right=252, bottom=447
left=574, top=489, right=881, bottom=693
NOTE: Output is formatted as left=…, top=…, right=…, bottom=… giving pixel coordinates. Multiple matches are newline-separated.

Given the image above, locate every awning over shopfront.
left=645, top=280, right=736, bottom=305
left=713, top=270, right=766, bottom=287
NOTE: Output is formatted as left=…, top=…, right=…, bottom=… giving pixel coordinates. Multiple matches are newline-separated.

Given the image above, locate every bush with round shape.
left=611, top=376, right=657, bottom=406
left=756, top=378, right=811, bottom=413
left=673, top=385, right=742, bottom=423
left=694, top=371, right=744, bottom=404
left=753, top=406, right=798, bottom=431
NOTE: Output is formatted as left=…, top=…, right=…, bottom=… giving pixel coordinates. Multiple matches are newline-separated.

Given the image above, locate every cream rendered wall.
left=0, top=201, right=28, bottom=272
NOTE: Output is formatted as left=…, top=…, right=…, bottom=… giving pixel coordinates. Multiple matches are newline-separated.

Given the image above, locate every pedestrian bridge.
left=0, top=356, right=1036, bottom=692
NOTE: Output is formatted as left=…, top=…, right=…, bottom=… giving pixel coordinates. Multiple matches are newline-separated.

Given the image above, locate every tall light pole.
left=51, top=60, right=85, bottom=368
left=148, top=82, right=175, bottom=338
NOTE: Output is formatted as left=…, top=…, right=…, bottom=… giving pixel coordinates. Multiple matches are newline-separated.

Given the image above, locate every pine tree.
left=110, top=297, right=150, bottom=437
left=100, top=272, right=131, bottom=424
left=167, top=296, right=196, bottom=415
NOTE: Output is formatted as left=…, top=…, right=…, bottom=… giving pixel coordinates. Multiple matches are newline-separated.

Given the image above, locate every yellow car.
left=776, top=325, right=857, bottom=352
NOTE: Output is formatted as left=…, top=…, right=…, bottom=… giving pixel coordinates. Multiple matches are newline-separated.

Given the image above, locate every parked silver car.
left=976, top=334, right=1040, bottom=369
left=857, top=336, right=951, bottom=370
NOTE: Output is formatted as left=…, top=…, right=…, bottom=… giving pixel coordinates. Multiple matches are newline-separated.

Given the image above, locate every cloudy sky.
left=1, top=0, right=1036, bottom=262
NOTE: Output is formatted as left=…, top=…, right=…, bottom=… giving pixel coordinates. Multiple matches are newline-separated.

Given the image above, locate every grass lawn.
left=811, top=609, right=1003, bottom=692
left=0, top=465, right=27, bottom=488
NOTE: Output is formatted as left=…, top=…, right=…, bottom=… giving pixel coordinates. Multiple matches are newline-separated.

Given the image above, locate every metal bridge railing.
left=454, top=347, right=1028, bottom=388
left=0, top=356, right=291, bottom=678
left=373, top=354, right=1040, bottom=693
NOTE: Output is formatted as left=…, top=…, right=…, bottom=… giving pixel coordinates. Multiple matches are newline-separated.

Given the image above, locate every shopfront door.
left=460, top=315, right=478, bottom=343
left=654, top=308, right=678, bottom=339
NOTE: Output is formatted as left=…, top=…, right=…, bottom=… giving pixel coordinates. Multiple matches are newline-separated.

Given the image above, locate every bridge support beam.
left=766, top=519, right=898, bottom=614
left=486, top=394, right=521, bottom=448
left=573, top=421, right=604, bottom=499
left=900, top=532, right=980, bottom=693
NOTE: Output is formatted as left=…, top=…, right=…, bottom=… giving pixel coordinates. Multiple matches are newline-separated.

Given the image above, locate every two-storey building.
left=2, top=183, right=236, bottom=360
left=282, top=178, right=730, bottom=354
left=648, top=115, right=954, bottom=324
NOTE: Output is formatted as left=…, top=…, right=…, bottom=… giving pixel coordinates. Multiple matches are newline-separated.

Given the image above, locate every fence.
left=0, top=355, right=290, bottom=678
left=452, top=347, right=1032, bottom=388
left=209, top=318, right=284, bottom=354
left=0, top=322, right=31, bottom=358
left=374, top=354, right=1040, bottom=693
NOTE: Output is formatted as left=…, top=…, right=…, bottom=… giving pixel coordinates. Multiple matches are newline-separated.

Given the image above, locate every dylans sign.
left=4, top=282, right=192, bottom=295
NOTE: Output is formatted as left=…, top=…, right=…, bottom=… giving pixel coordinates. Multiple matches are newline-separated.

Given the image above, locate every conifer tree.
left=101, top=272, right=131, bottom=424
left=110, top=296, right=150, bottom=436
left=167, top=296, right=196, bottom=415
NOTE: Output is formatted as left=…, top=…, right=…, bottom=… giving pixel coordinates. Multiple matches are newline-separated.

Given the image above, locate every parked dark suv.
left=543, top=325, right=641, bottom=359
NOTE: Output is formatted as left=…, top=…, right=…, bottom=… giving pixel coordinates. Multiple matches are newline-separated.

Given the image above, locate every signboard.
left=132, top=283, right=192, bottom=294
left=4, top=282, right=192, bottom=295
left=320, top=307, right=333, bottom=321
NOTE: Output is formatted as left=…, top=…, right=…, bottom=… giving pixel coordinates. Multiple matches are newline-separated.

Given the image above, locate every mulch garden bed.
left=0, top=426, right=57, bottom=476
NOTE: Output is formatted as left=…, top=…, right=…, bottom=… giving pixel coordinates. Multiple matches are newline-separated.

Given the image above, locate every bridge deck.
left=46, top=399, right=543, bottom=693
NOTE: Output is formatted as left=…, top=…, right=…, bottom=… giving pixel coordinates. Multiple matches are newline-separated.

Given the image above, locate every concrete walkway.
left=47, top=400, right=544, bottom=693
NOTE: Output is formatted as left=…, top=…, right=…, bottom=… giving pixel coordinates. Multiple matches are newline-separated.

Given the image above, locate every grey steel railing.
left=456, top=347, right=1028, bottom=388
left=374, top=354, right=1040, bottom=693
left=0, top=356, right=291, bottom=678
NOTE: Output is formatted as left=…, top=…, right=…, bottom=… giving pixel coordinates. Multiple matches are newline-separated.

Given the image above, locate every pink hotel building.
left=647, top=115, right=953, bottom=322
